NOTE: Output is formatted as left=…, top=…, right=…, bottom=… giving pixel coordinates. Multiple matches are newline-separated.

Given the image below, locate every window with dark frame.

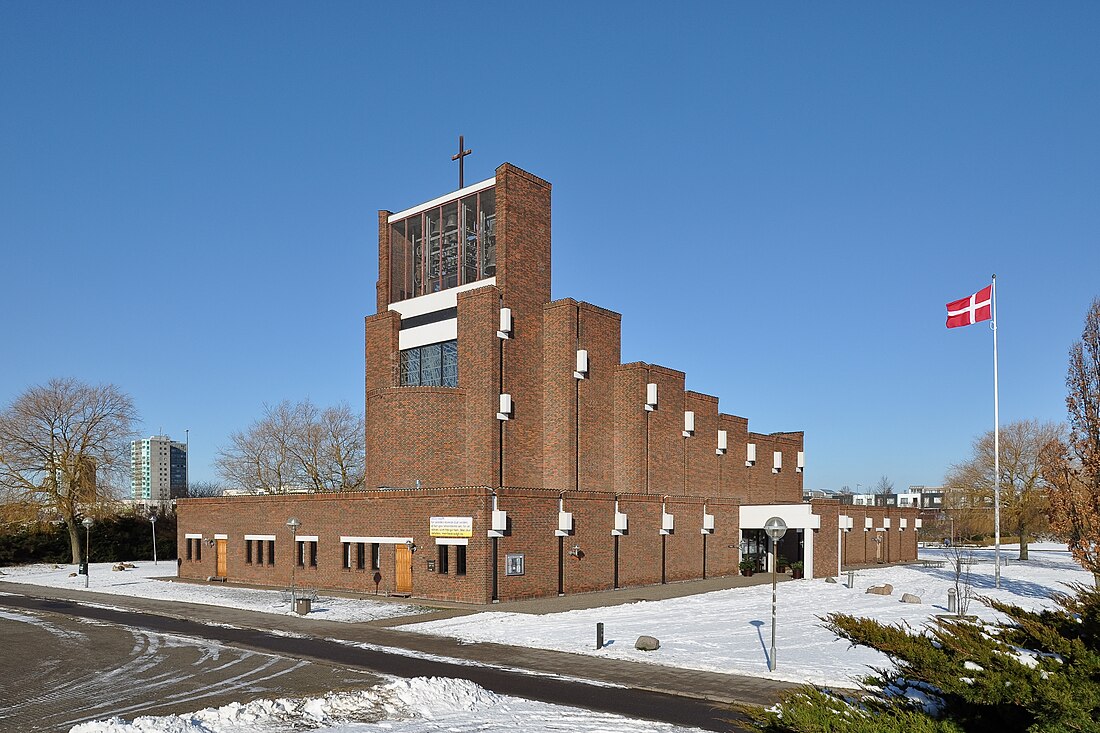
left=389, top=187, right=496, bottom=303
left=356, top=542, right=366, bottom=570
left=268, top=540, right=275, bottom=566
left=256, top=540, right=264, bottom=565
left=309, top=541, right=318, bottom=567
left=246, top=541, right=252, bottom=564
left=342, top=542, right=351, bottom=569
left=455, top=545, right=467, bottom=576
left=296, top=540, right=305, bottom=567
left=187, top=539, right=193, bottom=561
left=195, top=539, right=201, bottom=562
left=399, top=340, right=458, bottom=388
left=438, top=544, right=449, bottom=574
left=371, top=543, right=381, bottom=571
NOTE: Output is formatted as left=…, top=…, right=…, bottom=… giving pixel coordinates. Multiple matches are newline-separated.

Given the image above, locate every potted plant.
left=776, top=556, right=790, bottom=573
left=739, top=559, right=755, bottom=577
left=790, top=560, right=804, bottom=579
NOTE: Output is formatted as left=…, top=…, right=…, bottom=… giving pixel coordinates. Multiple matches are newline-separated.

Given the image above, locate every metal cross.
left=452, top=135, right=472, bottom=189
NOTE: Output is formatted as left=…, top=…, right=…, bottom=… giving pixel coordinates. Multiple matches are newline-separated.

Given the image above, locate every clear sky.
left=2, top=3, right=1098, bottom=493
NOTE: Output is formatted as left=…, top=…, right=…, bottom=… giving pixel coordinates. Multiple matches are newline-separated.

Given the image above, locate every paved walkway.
left=0, top=576, right=796, bottom=708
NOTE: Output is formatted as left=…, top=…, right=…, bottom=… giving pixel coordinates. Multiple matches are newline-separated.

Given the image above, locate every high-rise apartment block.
left=131, top=435, right=187, bottom=501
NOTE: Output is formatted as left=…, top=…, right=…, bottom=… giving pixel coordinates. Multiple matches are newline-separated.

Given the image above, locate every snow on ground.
left=0, top=561, right=423, bottom=623
left=402, top=544, right=1092, bottom=688
left=68, top=676, right=702, bottom=733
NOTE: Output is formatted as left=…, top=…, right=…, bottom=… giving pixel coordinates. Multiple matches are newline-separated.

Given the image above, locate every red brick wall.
left=177, top=488, right=742, bottom=603
left=457, top=285, right=502, bottom=488
left=685, top=391, right=719, bottom=496
left=365, top=388, right=467, bottom=488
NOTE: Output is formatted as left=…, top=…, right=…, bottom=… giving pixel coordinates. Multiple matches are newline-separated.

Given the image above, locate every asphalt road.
left=0, top=593, right=753, bottom=732
left=0, top=601, right=379, bottom=732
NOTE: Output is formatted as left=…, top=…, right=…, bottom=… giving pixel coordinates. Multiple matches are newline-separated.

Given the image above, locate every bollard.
left=947, top=588, right=957, bottom=614
left=596, top=622, right=604, bottom=650
left=847, top=570, right=855, bottom=589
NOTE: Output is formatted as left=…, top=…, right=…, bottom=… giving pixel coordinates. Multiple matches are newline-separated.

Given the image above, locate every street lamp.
left=150, top=513, right=158, bottom=565
left=764, top=516, right=788, bottom=672
left=81, top=517, right=93, bottom=589
left=286, top=517, right=301, bottom=607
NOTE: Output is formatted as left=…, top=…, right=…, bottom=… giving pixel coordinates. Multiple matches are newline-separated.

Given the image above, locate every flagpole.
left=992, top=274, right=1001, bottom=589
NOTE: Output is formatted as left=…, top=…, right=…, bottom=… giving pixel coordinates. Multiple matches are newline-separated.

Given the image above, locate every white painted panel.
left=388, top=277, right=496, bottom=319
left=683, top=411, right=695, bottom=435
left=575, top=349, right=589, bottom=375
left=702, top=512, right=715, bottom=531
left=388, top=177, right=496, bottom=223
left=558, top=511, right=573, bottom=532
left=661, top=512, right=675, bottom=531
left=739, top=503, right=822, bottom=530
left=434, top=537, right=469, bottom=546
left=214, top=533, right=228, bottom=540
left=399, top=319, right=457, bottom=350
left=491, top=510, right=508, bottom=531
left=717, top=429, right=727, bottom=452
left=244, top=534, right=276, bottom=541
left=646, top=382, right=658, bottom=408
left=614, top=512, right=628, bottom=532
left=296, top=535, right=319, bottom=542
left=184, top=533, right=203, bottom=539
left=746, top=443, right=756, bottom=466
left=773, top=451, right=783, bottom=472
left=339, top=536, right=413, bottom=544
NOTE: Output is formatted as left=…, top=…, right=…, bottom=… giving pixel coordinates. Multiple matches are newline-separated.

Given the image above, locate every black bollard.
left=596, top=622, right=604, bottom=650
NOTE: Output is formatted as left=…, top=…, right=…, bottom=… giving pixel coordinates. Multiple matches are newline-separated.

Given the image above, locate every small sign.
left=430, top=516, right=474, bottom=538
left=505, top=553, right=525, bottom=576
left=426, top=559, right=436, bottom=572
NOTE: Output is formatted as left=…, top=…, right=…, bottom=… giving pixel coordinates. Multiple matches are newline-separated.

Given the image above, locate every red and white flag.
left=946, top=285, right=992, bottom=328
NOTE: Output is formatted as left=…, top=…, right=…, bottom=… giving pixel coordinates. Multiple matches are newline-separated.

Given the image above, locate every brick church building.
left=177, top=162, right=919, bottom=603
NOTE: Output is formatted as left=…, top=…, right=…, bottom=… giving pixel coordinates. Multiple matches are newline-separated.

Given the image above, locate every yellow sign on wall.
left=430, top=516, right=474, bottom=538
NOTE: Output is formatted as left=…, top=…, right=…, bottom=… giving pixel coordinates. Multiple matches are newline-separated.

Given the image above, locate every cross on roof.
left=452, top=135, right=472, bottom=189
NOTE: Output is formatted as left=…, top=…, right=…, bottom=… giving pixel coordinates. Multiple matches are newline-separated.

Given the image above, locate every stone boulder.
left=635, top=635, right=661, bottom=651
left=901, top=593, right=922, bottom=604
left=866, top=584, right=893, bottom=596
left=825, top=576, right=837, bottom=584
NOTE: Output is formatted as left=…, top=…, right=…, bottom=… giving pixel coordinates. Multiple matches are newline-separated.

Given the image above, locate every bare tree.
left=185, top=480, right=226, bottom=498
left=216, top=400, right=364, bottom=493
left=942, top=544, right=975, bottom=616
left=0, top=379, right=137, bottom=563
left=1045, top=298, right=1100, bottom=581
left=945, top=420, right=1062, bottom=560
left=874, top=475, right=894, bottom=495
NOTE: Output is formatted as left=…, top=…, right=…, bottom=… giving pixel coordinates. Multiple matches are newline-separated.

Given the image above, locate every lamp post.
left=150, top=513, right=158, bottom=565
left=82, top=517, right=93, bottom=588
left=764, top=516, right=788, bottom=672
left=286, top=517, right=301, bottom=607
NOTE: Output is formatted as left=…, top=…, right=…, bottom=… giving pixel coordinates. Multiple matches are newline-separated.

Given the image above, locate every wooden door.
left=216, top=539, right=227, bottom=577
left=395, top=544, right=412, bottom=594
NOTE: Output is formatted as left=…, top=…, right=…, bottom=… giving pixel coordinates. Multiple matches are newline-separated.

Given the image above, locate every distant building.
left=131, top=435, right=187, bottom=501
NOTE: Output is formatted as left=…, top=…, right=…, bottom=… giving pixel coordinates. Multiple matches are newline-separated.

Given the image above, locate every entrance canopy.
left=740, top=503, right=821, bottom=531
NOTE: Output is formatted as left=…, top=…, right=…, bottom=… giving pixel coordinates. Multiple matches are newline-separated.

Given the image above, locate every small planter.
left=791, top=568, right=804, bottom=579
left=741, top=568, right=754, bottom=577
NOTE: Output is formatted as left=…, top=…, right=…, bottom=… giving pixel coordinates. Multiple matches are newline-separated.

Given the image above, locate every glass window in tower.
left=441, top=201, right=459, bottom=290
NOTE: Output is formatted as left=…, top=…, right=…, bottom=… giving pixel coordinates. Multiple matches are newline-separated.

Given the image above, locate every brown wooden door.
left=395, top=544, right=412, bottom=594
left=216, top=539, right=227, bottom=577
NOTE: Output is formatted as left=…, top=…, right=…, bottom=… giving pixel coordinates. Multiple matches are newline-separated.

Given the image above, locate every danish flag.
left=946, top=285, right=992, bottom=328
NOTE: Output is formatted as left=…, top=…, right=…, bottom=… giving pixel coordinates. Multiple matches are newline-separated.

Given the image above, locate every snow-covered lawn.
left=69, top=676, right=702, bottom=733
left=402, top=544, right=1091, bottom=688
left=0, top=561, right=423, bottom=623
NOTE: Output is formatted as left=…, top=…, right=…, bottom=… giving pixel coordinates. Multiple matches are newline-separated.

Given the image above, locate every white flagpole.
left=992, top=274, right=1001, bottom=589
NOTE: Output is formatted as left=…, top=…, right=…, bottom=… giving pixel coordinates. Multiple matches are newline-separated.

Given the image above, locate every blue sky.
left=2, top=3, right=1098, bottom=492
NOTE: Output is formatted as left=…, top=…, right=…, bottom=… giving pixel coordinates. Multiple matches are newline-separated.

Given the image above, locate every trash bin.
left=79, top=561, right=88, bottom=575
left=295, top=597, right=311, bottom=615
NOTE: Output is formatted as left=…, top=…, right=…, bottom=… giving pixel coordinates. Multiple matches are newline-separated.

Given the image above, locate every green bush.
left=0, top=512, right=178, bottom=566
left=747, top=586, right=1100, bottom=732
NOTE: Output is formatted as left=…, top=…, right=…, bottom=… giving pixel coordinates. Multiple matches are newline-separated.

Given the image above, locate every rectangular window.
left=296, top=540, right=305, bottom=567
left=195, top=539, right=201, bottom=562
left=371, top=542, right=381, bottom=571
left=455, top=545, right=467, bottom=576
left=399, top=340, right=457, bottom=387
left=342, top=542, right=351, bottom=570
left=246, top=541, right=252, bottom=564
left=268, top=540, right=275, bottom=566
left=309, top=541, right=318, bottom=567
left=256, top=539, right=264, bottom=565
left=438, top=544, right=449, bottom=574
left=356, top=542, right=366, bottom=570
left=187, top=539, right=193, bottom=561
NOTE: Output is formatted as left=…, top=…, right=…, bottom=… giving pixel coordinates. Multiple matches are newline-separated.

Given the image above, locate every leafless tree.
left=1044, top=298, right=1100, bottom=582
left=945, top=420, right=1062, bottom=560
left=0, top=379, right=137, bottom=563
left=185, top=480, right=226, bottom=498
left=216, top=400, right=364, bottom=493
left=874, top=475, right=894, bottom=495
left=942, top=544, right=975, bottom=616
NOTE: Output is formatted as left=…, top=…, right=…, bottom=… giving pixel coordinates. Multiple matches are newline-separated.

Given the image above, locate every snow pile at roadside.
left=402, top=545, right=1091, bottom=688
left=68, top=676, right=701, bottom=732
left=0, top=561, right=421, bottom=623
